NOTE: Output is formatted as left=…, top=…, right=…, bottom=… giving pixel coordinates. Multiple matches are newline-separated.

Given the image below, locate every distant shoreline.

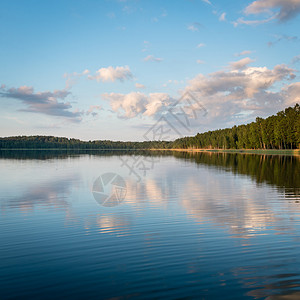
left=150, top=148, right=300, bottom=156
left=0, top=148, right=299, bottom=156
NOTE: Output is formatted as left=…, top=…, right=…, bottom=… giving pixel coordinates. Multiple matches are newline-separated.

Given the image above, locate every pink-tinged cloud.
left=135, top=83, right=146, bottom=89
left=230, top=57, right=255, bottom=70
left=88, top=66, right=133, bottom=82
left=235, top=50, right=253, bottom=57
left=143, top=55, right=163, bottom=62
left=102, top=92, right=172, bottom=118
left=235, top=0, right=300, bottom=26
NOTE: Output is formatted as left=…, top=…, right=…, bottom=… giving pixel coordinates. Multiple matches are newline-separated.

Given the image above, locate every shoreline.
left=149, top=148, right=300, bottom=156
left=0, top=148, right=299, bottom=155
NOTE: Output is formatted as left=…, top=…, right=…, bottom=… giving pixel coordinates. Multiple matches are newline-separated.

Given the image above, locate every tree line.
left=0, top=136, right=171, bottom=149
left=173, top=104, right=300, bottom=149
left=0, top=104, right=299, bottom=150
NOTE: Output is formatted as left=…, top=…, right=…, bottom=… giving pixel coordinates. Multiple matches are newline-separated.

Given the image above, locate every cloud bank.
left=184, top=61, right=297, bottom=126
left=0, top=85, right=82, bottom=122
left=102, top=59, right=298, bottom=131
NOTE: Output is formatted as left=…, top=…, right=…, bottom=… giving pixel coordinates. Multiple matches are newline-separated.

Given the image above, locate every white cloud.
left=235, top=0, right=300, bottom=26
left=88, top=66, right=133, bottom=82
left=184, top=62, right=296, bottom=126
left=188, top=25, right=198, bottom=32
left=233, top=15, right=275, bottom=26
left=102, top=92, right=172, bottom=118
left=187, top=22, right=202, bottom=32
left=201, top=0, right=212, bottom=4
left=196, top=60, right=205, bottom=64
left=101, top=59, right=298, bottom=130
left=144, top=93, right=172, bottom=116
left=197, top=43, right=206, bottom=48
left=219, top=12, right=226, bottom=21
left=230, top=57, right=255, bottom=70
left=135, top=83, right=146, bottom=89
left=282, top=82, right=300, bottom=105
left=144, top=55, right=163, bottom=62
left=187, top=63, right=295, bottom=98
left=64, top=69, right=90, bottom=89
left=235, top=50, right=253, bottom=57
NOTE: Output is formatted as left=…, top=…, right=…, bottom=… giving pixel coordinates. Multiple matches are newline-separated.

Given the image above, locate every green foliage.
left=0, top=135, right=172, bottom=149
left=173, top=104, right=300, bottom=149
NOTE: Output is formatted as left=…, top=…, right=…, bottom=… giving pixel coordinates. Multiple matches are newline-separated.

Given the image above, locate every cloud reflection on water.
left=0, top=152, right=300, bottom=299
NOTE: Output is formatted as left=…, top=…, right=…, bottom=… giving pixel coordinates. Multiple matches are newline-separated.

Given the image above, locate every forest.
left=0, top=104, right=299, bottom=150
left=0, top=136, right=171, bottom=149
left=173, top=104, right=300, bottom=150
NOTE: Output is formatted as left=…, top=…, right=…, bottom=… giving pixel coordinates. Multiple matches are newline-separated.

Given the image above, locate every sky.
left=0, top=0, right=300, bottom=141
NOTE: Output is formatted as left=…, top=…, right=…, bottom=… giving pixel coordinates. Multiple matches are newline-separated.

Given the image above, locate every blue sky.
left=1, top=0, right=300, bottom=141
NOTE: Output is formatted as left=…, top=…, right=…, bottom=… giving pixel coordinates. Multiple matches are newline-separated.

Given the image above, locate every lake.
left=0, top=150, right=299, bottom=299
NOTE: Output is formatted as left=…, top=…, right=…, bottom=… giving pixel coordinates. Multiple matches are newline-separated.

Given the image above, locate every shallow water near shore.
left=0, top=150, right=300, bottom=299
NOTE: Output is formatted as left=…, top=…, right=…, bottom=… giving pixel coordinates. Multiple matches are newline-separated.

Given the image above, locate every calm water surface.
left=0, top=151, right=300, bottom=299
